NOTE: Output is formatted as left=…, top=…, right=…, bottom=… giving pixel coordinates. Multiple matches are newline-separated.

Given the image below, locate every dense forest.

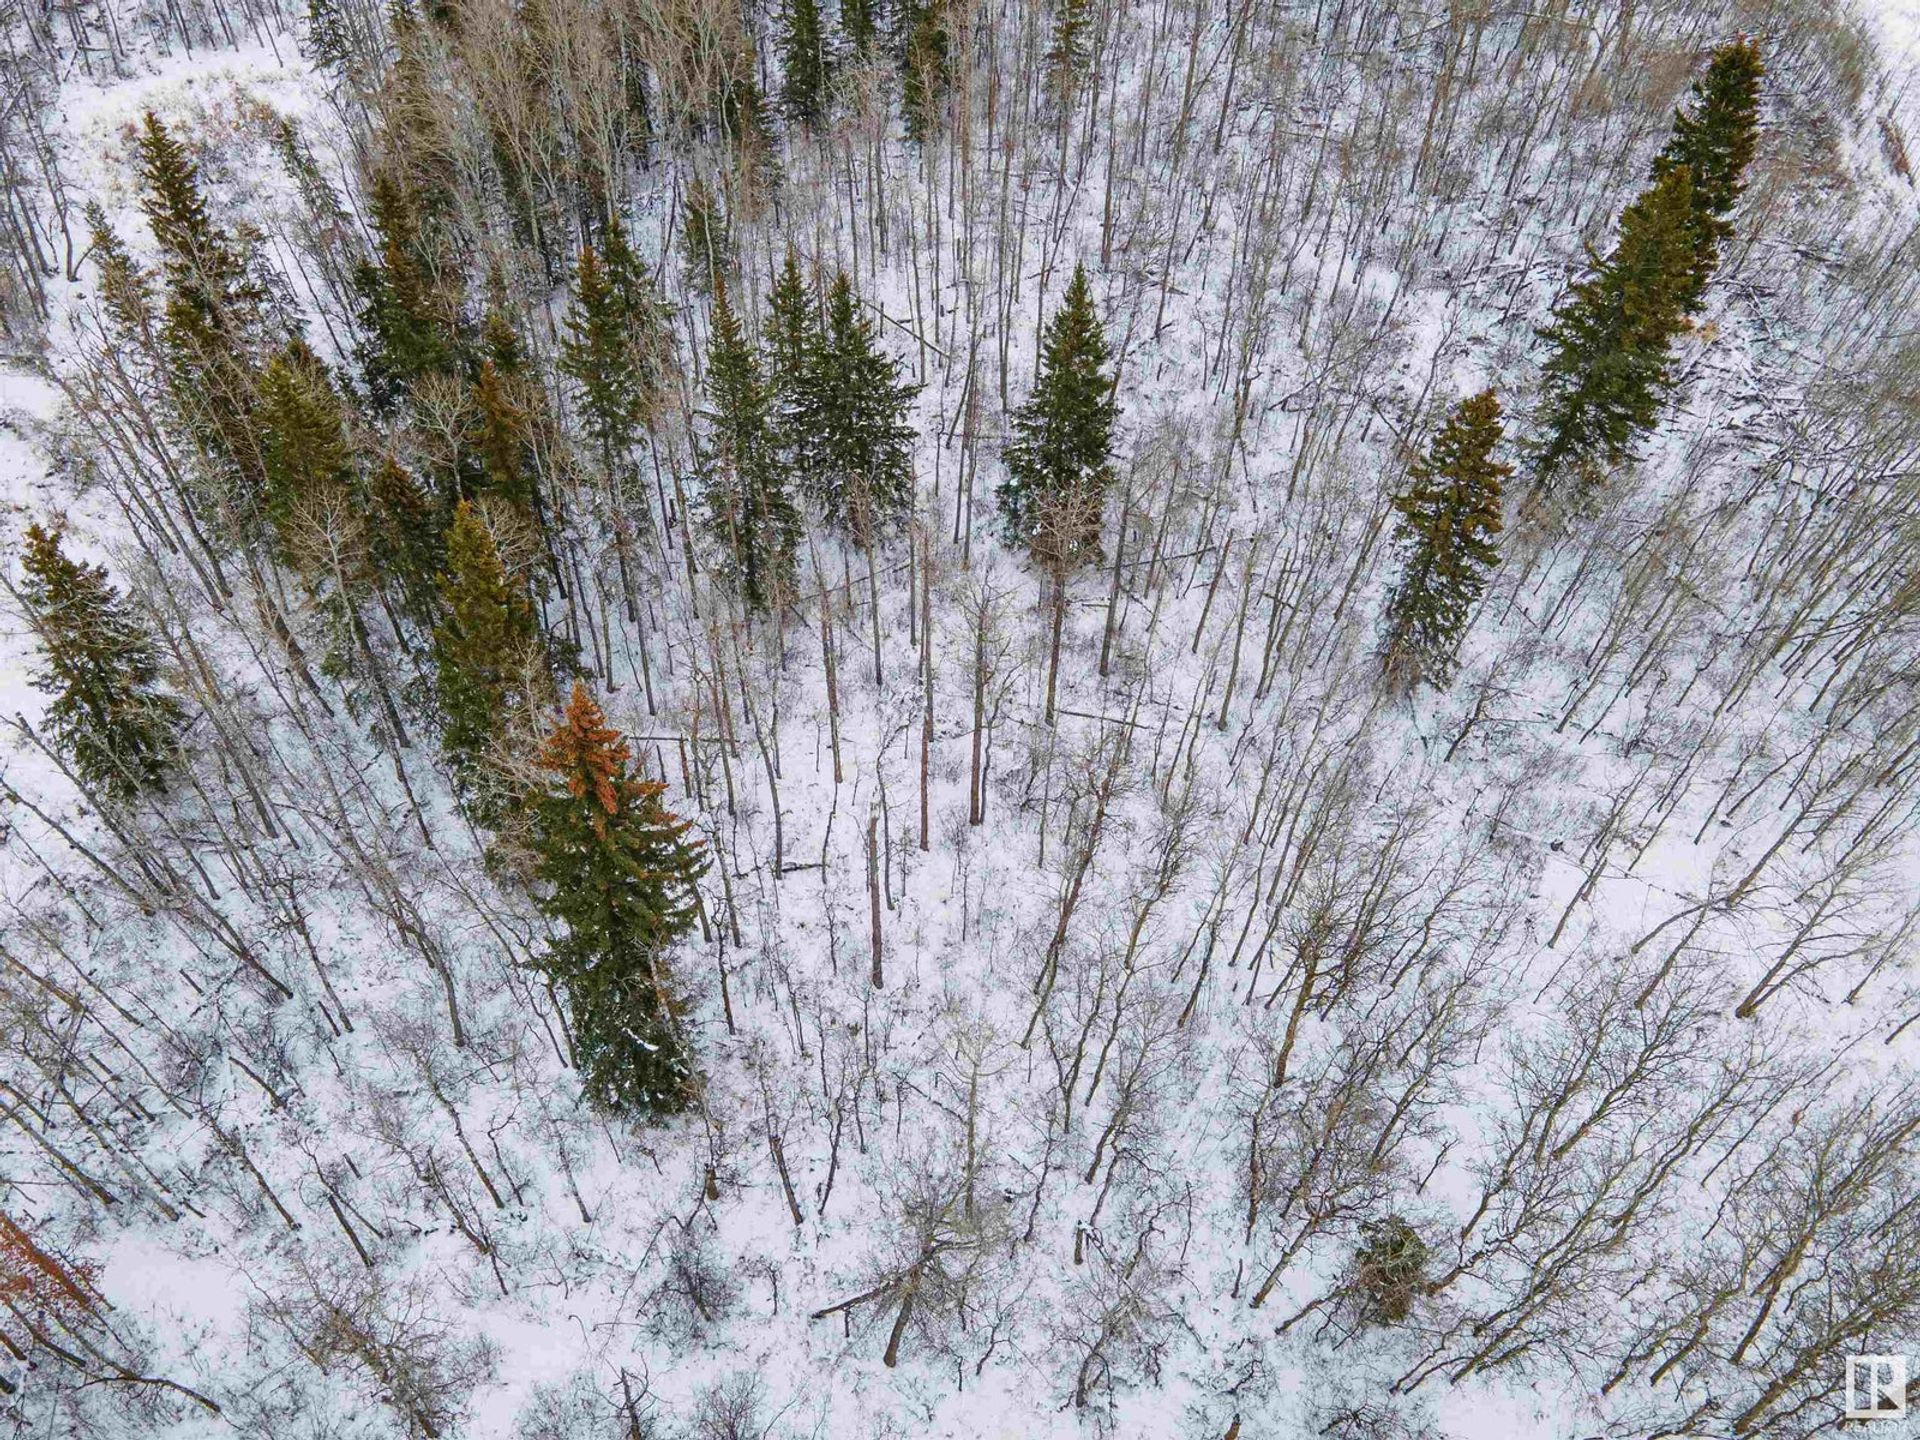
left=2, top=0, right=1920, bottom=1436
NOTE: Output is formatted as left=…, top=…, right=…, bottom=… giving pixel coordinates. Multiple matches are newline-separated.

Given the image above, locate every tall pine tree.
left=15, top=525, right=184, bottom=801
left=434, top=499, right=546, bottom=803
left=899, top=0, right=950, bottom=140
left=1530, top=166, right=1701, bottom=496
left=256, top=340, right=355, bottom=560
left=1000, top=262, right=1117, bottom=568
left=367, top=456, right=445, bottom=628
left=1652, top=38, right=1764, bottom=310
left=530, top=683, right=707, bottom=1117
left=135, top=113, right=277, bottom=516
left=781, top=0, right=833, bottom=127
left=765, top=248, right=827, bottom=492
left=701, top=279, right=798, bottom=610
left=354, top=169, right=468, bottom=411
left=681, top=177, right=731, bottom=293
left=841, top=0, right=878, bottom=55
left=560, top=224, right=671, bottom=487
left=813, top=269, right=919, bottom=537
left=1381, top=391, right=1509, bottom=689
left=1046, top=0, right=1094, bottom=101
left=471, top=359, right=541, bottom=514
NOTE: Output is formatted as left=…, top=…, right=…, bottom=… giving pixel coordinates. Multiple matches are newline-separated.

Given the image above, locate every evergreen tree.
left=530, top=683, right=707, bottom=1116
left=471, top=359, right=539, bottom=513
left=899, top=0, right=949, bottom=140
left=1652, top=38, right=1764, bottom=309
left=134, top=113, right=276, bottom=510
left=781, top=0, right=833, bottom=126
left=1381, top=391, right=1509, bottom=689
left=764, top=248, right=827, bottom=487
left=256, top=340, right=355, bottom=559
left=1530, top=166, right=1701, bottom=496
left=367, top=456, right=445, bottom=627
left=304, top=0, right=349, bottom=71
left=1046, top=0, right=1093, bottom=99
left=354, top=169, right=466, bottom=410
left=560, top=226, right=671, bottom=486
left=136, top=113, right=270, bottom=354
left=765, top=248, right=823, bottom=404
left=434, top=500, right=544, bottom=799
left=15, top=524, right=184, bottom=801
left=85, top=204, right=155, bottom=344
left=701, top=280, right=798, bottom=610
left=813, top=269, right=919, bottom=536
left=841, top=0, right=878, bottom=55
left=1000, top=262, right=1117, bottom=568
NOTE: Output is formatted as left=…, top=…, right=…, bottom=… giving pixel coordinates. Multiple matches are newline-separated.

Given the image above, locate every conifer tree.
left=367, top=456, right=445, bottom=627
left=899, top=0, right=949, bottom=140
left=1000, top=262, right=1117, bottom=568
left=1046, top=0, right=1094, bottom=99
left=354, top=170, right=467, bottom=410
left=434, top=500, right=544, bottom=800
left=1381, top=391, right=1509, bottom=688
left=304, top=0, right=355, bottom=74
left=85, top=204, right=155, bottom=344
left=257, top=340, right=355, bottom=559
left=530, top=683, right=707, bottom=1116
left=701, top=280, right=798, bottom=610
left=1652, top=38, right=1764, bottom=310
left=14, top=524, right=184, bottom=801
left=781, top=0, right=833, bottom=127
left=765, top=248, right=823, bottom=407
left=560, top=226, right=671, bottom=486
left=472, top=359, right=539, bottom=514
left=764, top=248, right=828, bottom=496
left=134, top=113, right=276, bottom=510
left=841, top=0, right=878, bottom=55
left=1530, top=166, right=1700, bottom=496
left=136, top=114, right=270, bottom=356
left=814, top=270, right=919, bottom=536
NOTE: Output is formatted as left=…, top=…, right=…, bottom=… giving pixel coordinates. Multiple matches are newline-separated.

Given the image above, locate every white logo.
left=1847, top=1355, right=1909, bottom=1420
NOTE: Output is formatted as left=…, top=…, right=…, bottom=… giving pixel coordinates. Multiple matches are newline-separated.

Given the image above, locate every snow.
left=4, top=2, right=1920, bottom=1439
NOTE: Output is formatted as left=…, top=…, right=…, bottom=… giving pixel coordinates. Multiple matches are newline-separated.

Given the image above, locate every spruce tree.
left=135, top=113, right=276, bottom=510
left=842, top=0, right=878, bottom=55
left=1530, top=166, right=1700, bottom=496
left=765, top=248, right=827, bottom=494
left=765, top=248, right=823, bottom=407
left=471, top=359, right=539, bottom=514
left=257, top=340, right=355, bottom=559
left=530, top=683, right=707, bottom=1117
left=15, top=524, right=184, bottom=801
left=781, top=0, right=833, bottom=127
left=899, top=0, right=949, bottom=140
left=434, top=500, right=544, bottom=801
left=136, top=113, right=270, bottom=355
left=1381, top=391, right=1509, bottom=689
left=85, top=204, right=155, bottom=344
left=560, top=226, right=670, bottom=486
left=1046, top=0, right=1094, bottom=99
left=354, top=169, right=466, bottom=410
left=1652, top=38, right=1763, bottom=310
left=1000, top=262, right=1117, bottom=568
left=367, top=456, right=445, bottom=627
left=701, top=280, right=798, bottom=610
left=814, top=270, right=919, bottom=536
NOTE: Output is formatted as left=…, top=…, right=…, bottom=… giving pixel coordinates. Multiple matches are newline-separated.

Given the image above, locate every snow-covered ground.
left=5, top=2, right=1920, bottom=1438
